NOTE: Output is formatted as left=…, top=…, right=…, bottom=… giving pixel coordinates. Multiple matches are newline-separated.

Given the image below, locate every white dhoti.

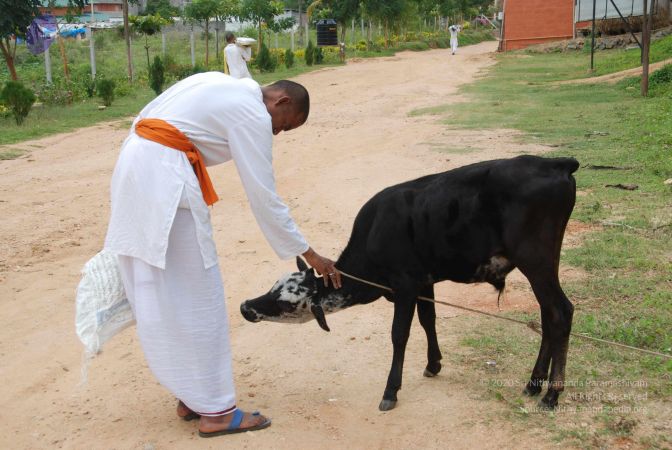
left=451, top=37, right=458, bottom=54
left=117, top=206, right=236, bottom=416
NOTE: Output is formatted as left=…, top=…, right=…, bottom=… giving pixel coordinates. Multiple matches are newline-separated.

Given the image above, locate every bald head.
left=262, top=80, right=311, bottom=135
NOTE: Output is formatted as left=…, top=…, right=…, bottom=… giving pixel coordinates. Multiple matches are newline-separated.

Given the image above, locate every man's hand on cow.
left=302, top=247, right=342, bottom=288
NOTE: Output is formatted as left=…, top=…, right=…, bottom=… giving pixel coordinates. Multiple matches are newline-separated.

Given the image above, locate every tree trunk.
left=215, top=24, right=219, bottom=61
left=1, top=38, right=19, bottom=81
left=258, top=19, right=263, bottom=52
left=57, top=35, right=70, bottom=81
left=145, top=36, right=150, bottom=71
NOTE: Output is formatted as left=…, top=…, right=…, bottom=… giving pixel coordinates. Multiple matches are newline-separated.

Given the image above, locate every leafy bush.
left=314, top=46, right=324, bottom=64
left=355, top=40, right=367, bottom=51
left=284, top=48, right=294, bottom=68
left=149, top=55, right=165, bottom=95
left=650, top=64, right=672, bottom=86
left=255, top=43, right=276, bottom=73
left=269, top=48, right=285, bottom=65
left=35, top=82, right=74, bottom=106
left=0, top=81, right=36, bottom=125
left=305, top=40, right=315, bottom=66
left=96, top=78, right=116, bottom=106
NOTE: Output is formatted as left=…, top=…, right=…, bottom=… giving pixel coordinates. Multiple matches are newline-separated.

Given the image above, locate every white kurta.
left=224, top=43, right=252, bottom=79
left=105, top=72, right=309, bottom=269
left=104, top=72, right=308, bottom=415
left=449, top=26, right=459, bottom=54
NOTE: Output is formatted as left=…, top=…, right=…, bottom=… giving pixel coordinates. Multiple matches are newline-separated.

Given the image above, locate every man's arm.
left=228, top=118, right=340, bottom=287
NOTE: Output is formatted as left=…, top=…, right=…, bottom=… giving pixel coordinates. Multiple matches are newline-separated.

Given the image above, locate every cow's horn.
left=296, top=256, right=309, bottom=272
left=310, top=304, right=330, bottom=332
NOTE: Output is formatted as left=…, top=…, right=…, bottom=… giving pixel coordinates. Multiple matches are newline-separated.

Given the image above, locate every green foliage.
left=305, top=40, right=315, bottom=66
left=143, top=0, right=181, bottom=18
left=284, top=47, right=294, bottom=69
left=130, top=14, right=169, bottom=37
left=650, top=64, right=672, bottom=86
left=397, top=40, right=430, bottom=51
left=149, top=56, right=165, bottom=95
left=255, top=42, right=276, bottom=73
left=0, top=81, right=36, bottom=125
left=314, top=46, right=324, bottom=64
left=96, top=78, right=116, bottom=107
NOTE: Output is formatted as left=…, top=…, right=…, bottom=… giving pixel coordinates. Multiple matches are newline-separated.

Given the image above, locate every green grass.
left=419, top=40, right=671, bottom=449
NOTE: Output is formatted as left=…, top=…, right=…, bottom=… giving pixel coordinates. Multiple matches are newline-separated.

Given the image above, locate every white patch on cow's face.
left=240, top=271, right=349, bottom=327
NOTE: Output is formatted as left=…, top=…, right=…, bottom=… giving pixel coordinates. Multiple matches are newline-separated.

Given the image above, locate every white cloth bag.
left=75, top=250, right=135, bottom=355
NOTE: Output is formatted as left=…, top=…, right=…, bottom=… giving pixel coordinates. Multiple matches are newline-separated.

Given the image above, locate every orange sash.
left=135, top=118, right=219, bottom=206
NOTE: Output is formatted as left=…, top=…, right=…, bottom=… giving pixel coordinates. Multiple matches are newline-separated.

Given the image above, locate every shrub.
left=650, top=64, right=672, bottom=86
left=305, top=40, right=315, bottom=66
left=355, top=40, right=367, bottom=51
left=97, top=78, right=116, bottom=106
left=314, top=46, right=324, bottom=64
left=285, top=48, right=294, bottom=68
left=0, top=81, right=36, bottom=125
left=255, top=43, right=276, bottom=73
left=269, top=48, right=285, bottom=65
left=35, top=82, right=74, bottom=106
left=149, top=55, right=165, bottom=95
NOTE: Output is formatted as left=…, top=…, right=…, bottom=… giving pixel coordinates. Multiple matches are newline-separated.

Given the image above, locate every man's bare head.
left=261, top=80, right=310, bottom=135
left=225, top=31, right=235, bottom=43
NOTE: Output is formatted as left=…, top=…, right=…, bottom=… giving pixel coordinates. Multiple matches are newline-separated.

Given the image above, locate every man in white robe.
left=449, top=25, right=460, bottom=55
left=224, top=32, right=252, bottom=79
left=104, top=73, right=340, bottom=437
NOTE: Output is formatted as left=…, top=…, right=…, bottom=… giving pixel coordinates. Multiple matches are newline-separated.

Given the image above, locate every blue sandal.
left=198, top=409, right=272, bottom=438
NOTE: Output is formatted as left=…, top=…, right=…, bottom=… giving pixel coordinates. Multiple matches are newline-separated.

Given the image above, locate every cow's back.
left=339, top=156, right=579, bottom=286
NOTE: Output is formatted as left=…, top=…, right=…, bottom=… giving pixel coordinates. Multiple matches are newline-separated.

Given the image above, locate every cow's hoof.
left=378, top=399, right=397, bottom=411
left=523, top=380, right=543, bottom=397
left=538, top=390, right=559, bottom=410
left=423, top=362, right=442, bottom=377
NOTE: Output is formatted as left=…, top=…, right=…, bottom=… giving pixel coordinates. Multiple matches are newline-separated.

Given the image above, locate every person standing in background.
left=224, top=32, right=252, bottom=79
left=449, top=25, right=460, bottom=55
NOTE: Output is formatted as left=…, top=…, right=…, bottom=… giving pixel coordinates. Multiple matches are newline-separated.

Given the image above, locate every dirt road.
left=0, top=41, right=561, bottom=449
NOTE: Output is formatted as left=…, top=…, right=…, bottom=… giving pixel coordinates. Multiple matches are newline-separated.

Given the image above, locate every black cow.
left=241, top=155, right=579, bottom=411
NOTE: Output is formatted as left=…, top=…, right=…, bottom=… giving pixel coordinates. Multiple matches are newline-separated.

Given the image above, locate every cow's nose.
left=240, top=303, right=260, bottom=322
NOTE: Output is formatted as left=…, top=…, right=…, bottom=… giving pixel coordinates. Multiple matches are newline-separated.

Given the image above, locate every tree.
left=0, top=0, right=85, bottom=81
left=130, top=14, right=170, bottom=70
left=144, top=0, right=180, bottom=17
left=184, top=0, right=223, bottom=67
left=214, top=0, right=239, bottom=62
left=239, top=0, right=294, bottom=51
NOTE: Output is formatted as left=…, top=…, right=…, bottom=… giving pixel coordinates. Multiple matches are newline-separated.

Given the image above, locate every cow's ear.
left=296, top=256, right=309, bottom=272
left=310, top=304, right=330, bottom=332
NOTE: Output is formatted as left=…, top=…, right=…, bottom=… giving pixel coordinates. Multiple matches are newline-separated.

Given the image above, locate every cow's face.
left=240, top=257, right=332, bottom=332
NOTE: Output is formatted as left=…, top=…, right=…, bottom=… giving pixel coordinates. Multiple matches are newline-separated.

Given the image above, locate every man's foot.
left=199, top=409, right=271, bottom=437
left=176, top=400, right=200, bottom=421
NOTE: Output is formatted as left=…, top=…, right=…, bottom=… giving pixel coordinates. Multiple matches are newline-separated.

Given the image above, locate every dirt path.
left=0, top=41, right=565, bottom=449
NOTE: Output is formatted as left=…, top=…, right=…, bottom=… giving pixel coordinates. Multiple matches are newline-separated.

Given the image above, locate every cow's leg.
left=524, top=270, right=573, bottom=409
left=523, top=307, right=552, bottom=396
left=417, top=286, right=442, bottom=377
left=379, top=298, right=416, bottom=411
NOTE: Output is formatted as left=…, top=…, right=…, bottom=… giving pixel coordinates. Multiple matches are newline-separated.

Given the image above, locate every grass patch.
left=0, top=148, right=27, bottom=160
left=421, top=45, right=671, bottom=448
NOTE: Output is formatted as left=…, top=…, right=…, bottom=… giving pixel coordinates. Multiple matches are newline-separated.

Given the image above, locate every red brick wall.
left=503, top=0, right=575, bottom=50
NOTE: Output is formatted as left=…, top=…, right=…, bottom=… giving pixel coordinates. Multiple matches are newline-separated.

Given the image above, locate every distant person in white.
left=224, top=31, right=252, bottom=79
left=104, top=73, right=341, bottom=437
left=449, top=25, right=460, bottom=55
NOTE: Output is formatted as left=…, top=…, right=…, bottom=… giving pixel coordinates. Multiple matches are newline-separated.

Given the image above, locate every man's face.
left=269, top=98, right=305, bottom=135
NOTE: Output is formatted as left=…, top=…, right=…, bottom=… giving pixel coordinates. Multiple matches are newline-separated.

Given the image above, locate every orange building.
left=500, top=0, right=575, bottom=51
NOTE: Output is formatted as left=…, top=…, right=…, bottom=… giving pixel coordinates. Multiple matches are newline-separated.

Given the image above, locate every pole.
left=89, top=0, right=96, bottom=79
left=190, top=28, right=195, bottom=67
left=122, top=0, right=132, bottom=82
left=291, top=28, right=295, bottom=51
left=590, top=0, right=597, bottom=71
left=44, top=41, right=52, bottom=83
